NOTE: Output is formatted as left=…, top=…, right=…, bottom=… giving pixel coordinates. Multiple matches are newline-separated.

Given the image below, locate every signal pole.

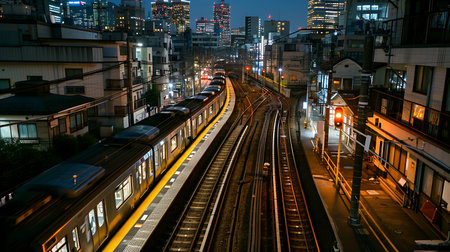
left=348, top=36, right=373, bottom=227
left=126, top=37, right=135, bottom=127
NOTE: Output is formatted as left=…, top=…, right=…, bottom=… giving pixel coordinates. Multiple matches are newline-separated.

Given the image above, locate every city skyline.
left=109, top=0, right=308, bottom=32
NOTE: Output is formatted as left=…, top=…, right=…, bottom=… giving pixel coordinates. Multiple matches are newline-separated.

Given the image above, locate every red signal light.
left=245, top=66, right=250, bottom=71
left=334, top=107, right=343, bottom=128
left=281, top=75, right=285, bottom=80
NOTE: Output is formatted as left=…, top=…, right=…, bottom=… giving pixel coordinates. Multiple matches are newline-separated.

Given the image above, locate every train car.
left=0, top=74, right=228, bottom=252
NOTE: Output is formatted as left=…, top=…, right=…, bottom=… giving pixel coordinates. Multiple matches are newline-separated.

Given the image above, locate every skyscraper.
left=151, top=0, right=170, bottom=21
left=170, top=0, right=190, bottom=34
left=114, top=0, right=145, bottom=35
left=263, top=20, right=290, bottom=38
left=213, top=0, right=231, bottom=47
left=196, top=17, right=215, bottom=34
left=307, top=0, right=345, bottom=29
left=245, top=16, right=261, bottom=43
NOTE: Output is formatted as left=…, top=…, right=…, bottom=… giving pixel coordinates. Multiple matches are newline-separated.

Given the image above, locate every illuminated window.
left=115, top=176, right=132, bottom=208
left=97, top=201, right=104, bottom=227
left=88, top=209, right=96, bottom=235
left=72, top=228, right=80, bottom=251
left=412, top=104, right=425, bottom=120
left=171, top=134, right=178, bottom=152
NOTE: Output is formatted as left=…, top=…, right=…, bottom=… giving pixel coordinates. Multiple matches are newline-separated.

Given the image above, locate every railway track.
left=163, top=80, right=269, bottom=252
left=274, top=100, right=319, bottom=251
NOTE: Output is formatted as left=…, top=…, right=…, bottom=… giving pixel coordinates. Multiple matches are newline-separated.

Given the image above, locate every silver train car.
left=0, top=75, right=228, bottom=252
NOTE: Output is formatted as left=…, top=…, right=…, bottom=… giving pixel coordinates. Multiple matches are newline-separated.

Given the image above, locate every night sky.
left=190, top=0, right=308, bottom=32
left=122, top=0, right=309, bottom=33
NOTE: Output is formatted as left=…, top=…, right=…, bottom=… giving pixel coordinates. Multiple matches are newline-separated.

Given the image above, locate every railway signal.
left=334, top=107, right=343, bottom=128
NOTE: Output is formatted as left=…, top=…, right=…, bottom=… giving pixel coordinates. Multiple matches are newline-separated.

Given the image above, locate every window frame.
left=65, top=68, right=83, bottom=80
left=413, top=66, right=432, bottom=94
left=18, top=123, right=37, bottom=139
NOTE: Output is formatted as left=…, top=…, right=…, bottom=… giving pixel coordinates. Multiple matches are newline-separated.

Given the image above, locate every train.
left=0, top=70, right=228, bottom=252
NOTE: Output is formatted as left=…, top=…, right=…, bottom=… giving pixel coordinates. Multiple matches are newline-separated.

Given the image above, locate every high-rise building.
left=263, top=20, right=290, bottom=38
left=213, top=0, right=231, bottom=47
left=307, top=0, right=345, bottom=29
left=196, top=17, right=214, bottom=34
left=151, top=0, right=190, bottom=34
left=245, top=16, right=261, bottom=43
left=114, top=0, right=145, bottom=35
left=151, top=0, right=170, bottom=21
left=171, top=0, right=190, bottom=34
left=344, top=0, right=389, bottom=35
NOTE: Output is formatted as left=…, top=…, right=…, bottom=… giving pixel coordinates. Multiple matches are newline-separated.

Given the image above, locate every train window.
left=50, top=236, right=68, bottom=252
left=148, top=155, right=153, bottom=178
left=186, top=119, right=191, bottom=136
left=171, top=134, right=178, bottom=152
left=97, top=201, right=105, bottom=227
left=154, top=148, right=160, bottom=170
left=141, top=162, right=147, bottom=180
left=88, top=210, right=97, bottom=235
left=198, top=114, right=203, bottom=125
left=72, top=228, right=80, bottom=251
left=209, top=105, right=213, bottom=115
left=161, top=142, right=166, bottom=161
left=115, top=176, right=132, bottom=209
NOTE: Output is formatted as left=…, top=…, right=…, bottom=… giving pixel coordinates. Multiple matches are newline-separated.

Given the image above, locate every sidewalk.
left=296, top=101, right=443, bottom=251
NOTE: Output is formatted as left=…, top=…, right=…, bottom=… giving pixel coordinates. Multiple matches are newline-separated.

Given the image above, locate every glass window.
left=422, top=165, right=433, bottom=197
left=154, top=148, right=160, bottom=170
left=431, top=175, right=444, bottom=206
left=97, top=201, right=104, bottom=227
left=72, top=228, right=80, bottom=251
left=413, top=66, right=432, bottom=94
left=171, top=134, right=178, bottom=152
left=371, top=5, right=379, bottom=10
left=65, top=68, right=83, bottom=80
left=51, top=236, right=68, bottom=252
left=58, top=118, right=66, bottom=134
left=0, top=79, right=11, bottom=90
left=0, top=124, right=11, bottom=138
left=442, top=180, right=450, bottom=211
left=198, top=114, right=203, bottom=125
left=18, top=123, right=37, bottom=139
left=88, top=210, right=96, bottom=235
left=362, top=13, right=370, bottom=19
left=115, top=188, right=123, bottom=208
left=412, top=104, right=425, bottom=120
left=370, top=13, right=378, bottom=20
left=70, top=115, right=77, bottom=132
left=123, top=177, right=131, bottom=199
left=141, top=161, right=146, bottom=180
left=362, top=5, right=371, bottom=10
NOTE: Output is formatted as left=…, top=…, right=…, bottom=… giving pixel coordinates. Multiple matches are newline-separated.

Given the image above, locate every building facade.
left=307, top=0, right=345, bottom=29
left=196, top=17, right=214, bottom=34
left=367, top=0, right=450, bottom=236
left=263, top=20, right=290, bottom=38
left=213, top=0, right=231, bottom=47
left=245, top=16, right=261, bottom=43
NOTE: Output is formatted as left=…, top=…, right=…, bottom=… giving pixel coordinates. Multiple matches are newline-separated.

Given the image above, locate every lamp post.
left=278, top=67, right=282, bottom=93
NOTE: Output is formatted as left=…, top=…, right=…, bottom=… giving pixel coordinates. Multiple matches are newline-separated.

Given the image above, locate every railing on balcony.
left=380, top=10, right=450, bottom=47
left=371, top=89, right=450, bottom=147
left=134, top=98, right=146, bottom=110
left=114, top=105, right=129, bottom=117
left=105, top=79, right=124, bottom=90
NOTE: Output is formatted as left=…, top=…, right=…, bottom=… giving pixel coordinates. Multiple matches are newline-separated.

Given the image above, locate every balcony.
left=134, top=98, right=146, bottom=110
left=105, top=79, right=125, bottom=90
left=371, top=89, right=450, bottom=148
left=114, top=105, right=129, bottom=117
left=379, top=10, right=450, bottom=47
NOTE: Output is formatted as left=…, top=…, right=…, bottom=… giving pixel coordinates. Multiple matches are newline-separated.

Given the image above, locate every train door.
left=161, top=141, right=167, bottom=171
left=137, top=160, right=147, bottom=197
left=186, top=119, right=192, bottom=142
left=154, top=146, right=160, bottom=177
left=147, top=150, right=154, bottom=185
left=79, top=215, right=94, bottom=252
left=84, top=201, right=107, bottom=251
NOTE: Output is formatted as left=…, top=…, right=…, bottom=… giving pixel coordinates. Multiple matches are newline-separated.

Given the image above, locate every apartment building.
left=368, top=0, right=450, bottom=235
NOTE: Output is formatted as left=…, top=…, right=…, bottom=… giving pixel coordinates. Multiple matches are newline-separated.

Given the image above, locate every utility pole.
left=348, top=36, right=373, bottom=227
left=126, top=36, right=135, bottom=127
left=324, top=69, right=332, bottom=152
